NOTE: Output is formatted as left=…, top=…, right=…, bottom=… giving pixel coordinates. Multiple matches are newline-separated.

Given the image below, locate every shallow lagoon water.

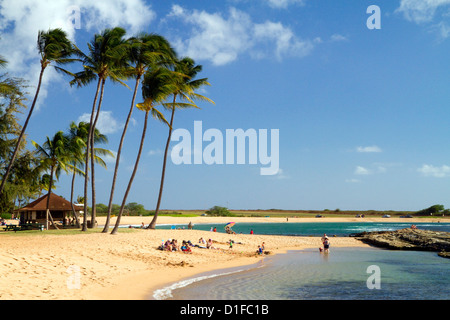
left=157, top=247, right=449, bottom=300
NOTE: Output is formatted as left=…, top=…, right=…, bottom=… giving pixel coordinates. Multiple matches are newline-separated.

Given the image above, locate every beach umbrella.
left=225, top=222, right=235, bottom=229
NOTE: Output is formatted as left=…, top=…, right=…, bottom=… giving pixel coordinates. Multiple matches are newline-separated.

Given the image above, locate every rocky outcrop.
left=352, top=228, right=450, bottom=258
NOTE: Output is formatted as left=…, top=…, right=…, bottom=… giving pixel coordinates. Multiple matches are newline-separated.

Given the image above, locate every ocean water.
left=156, top=221, right=450, bottom=236
left=152, top=221, right=450, bottom=300
left=155, top=247, right=450, bottom=300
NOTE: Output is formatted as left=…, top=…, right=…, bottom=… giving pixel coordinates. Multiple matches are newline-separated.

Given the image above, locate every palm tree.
left=0, top=28, right=76, bottom=197
left=67, top=121, right=113, bottom=228
left=71, top=27, right=129, bottom=231
left=102, top=33, right=176, bottom=233
left=66, top=122, right=87, bottom=227
left=110, top=67, right=179, bottom=235
left=32, top=131, right=71, bottom=230
left=148, top=57, right=214, bottom=229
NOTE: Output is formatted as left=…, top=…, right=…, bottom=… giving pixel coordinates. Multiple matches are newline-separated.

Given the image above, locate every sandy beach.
left=0, top=216, right=446, bottom=300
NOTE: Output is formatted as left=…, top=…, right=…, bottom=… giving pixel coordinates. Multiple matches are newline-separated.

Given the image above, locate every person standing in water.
left=323, top=237, right=330, bottom=253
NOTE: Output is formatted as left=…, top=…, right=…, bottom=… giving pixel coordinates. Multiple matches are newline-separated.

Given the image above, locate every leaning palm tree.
left=102, top=33, right=176, bottom=233
left=148, top=57, right=214, bottom=229
left=32, top=131, right=71, bottom=230
left=110, top=67, right=181, bottom=235
left=71, top=27, right=129, bottom=231
left=0, top=29, right=76, bottom=197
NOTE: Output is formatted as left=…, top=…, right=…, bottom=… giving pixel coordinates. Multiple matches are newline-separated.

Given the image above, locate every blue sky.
left=1, top=0, right=450, bottom=211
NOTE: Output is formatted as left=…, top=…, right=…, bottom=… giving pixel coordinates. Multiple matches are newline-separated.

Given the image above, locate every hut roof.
left=17, top=193, right=83, bottom=212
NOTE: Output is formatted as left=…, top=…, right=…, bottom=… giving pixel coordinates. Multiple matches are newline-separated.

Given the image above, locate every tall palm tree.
left=71, top=27, right=129, bottom=231
left=32, top=131, right=71, bottom=230
left=102, top=33, right=176, bottom=233
left=110, top=67, right=180, bottom=235
left=148, top=57, right=214, bottom=229
left=0, top=28, right=76, bottom=197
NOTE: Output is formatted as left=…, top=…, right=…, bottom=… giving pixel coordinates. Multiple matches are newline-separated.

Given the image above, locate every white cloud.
left=356, top=145, right=382, bottom=153
left=396, top=0, right=450, bottom=24
left=0, top=0, right=154, bottom=109
left=330, top=34, right=349, bottom=42
left=77, top=110, right=123, bottom=135
left=253, top=21, right=315, bottom=61
left=265, top=0, right=305, bottom=9
left=354, top=166, right=371, bottom=175
left=167, top=5, right=317, bottom=66
left=418, top=164, right=450, bottom=177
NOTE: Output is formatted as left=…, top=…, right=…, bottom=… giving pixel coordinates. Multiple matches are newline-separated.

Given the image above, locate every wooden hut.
left=15, top=194, right=83, bottom=229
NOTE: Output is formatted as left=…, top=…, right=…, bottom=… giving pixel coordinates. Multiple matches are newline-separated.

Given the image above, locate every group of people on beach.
left=161, top=239, right=193, bottom=253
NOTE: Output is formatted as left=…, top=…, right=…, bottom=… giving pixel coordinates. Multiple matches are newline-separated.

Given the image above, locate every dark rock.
left=353, top=228, right=450, bottom=258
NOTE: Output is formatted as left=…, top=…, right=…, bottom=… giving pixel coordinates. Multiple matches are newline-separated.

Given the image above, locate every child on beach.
left=257, top=245, right=263, bottom=255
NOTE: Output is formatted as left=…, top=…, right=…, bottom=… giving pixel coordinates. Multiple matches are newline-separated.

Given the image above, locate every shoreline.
left=1, top=216, right=447, bottom=300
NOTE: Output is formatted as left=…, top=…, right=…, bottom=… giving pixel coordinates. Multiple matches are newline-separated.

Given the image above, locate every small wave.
left=153, top=269, right=246, bottom=300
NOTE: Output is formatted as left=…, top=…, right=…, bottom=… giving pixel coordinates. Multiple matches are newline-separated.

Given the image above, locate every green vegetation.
left=415, top=204, right=448, bottom=216
left=205, top=206, right=235, bottom=217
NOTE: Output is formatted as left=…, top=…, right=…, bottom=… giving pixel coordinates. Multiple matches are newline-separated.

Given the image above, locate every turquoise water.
left=156, top=221, right=450, bottom=236
left=157, top=247, right=450, bottom=300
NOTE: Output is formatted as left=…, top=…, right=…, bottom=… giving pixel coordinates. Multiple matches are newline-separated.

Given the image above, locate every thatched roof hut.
left=15, top=193, right=83, bottom=229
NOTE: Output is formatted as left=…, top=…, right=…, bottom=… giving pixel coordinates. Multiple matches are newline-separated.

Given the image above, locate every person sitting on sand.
left=207, top=239, right=214, bottom=249
left=164, top=240, right=172, bottom=251
left=181, top=241, right=192, bottom=253
left=199, top=237, right=206, bottom=245
left=172, top=239, right=179, bottom=251
left=257, top=245, right=263, bottom=255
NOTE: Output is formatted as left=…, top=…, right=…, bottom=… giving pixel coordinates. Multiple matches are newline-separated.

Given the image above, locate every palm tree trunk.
left=46, top=166, right=59, bottom=230
left=70, top=170, right=81, bottom=228
left=0, top=64, right=46, bottom=196
left=82, top=77, right=102, bottom=232
left=148, top=99, right=176, bottom=230
left=103, top=75, right=141, bottom=233
left=111, top=110, right=149, bottom=235
left=89, top=79, right=106, bottom=229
